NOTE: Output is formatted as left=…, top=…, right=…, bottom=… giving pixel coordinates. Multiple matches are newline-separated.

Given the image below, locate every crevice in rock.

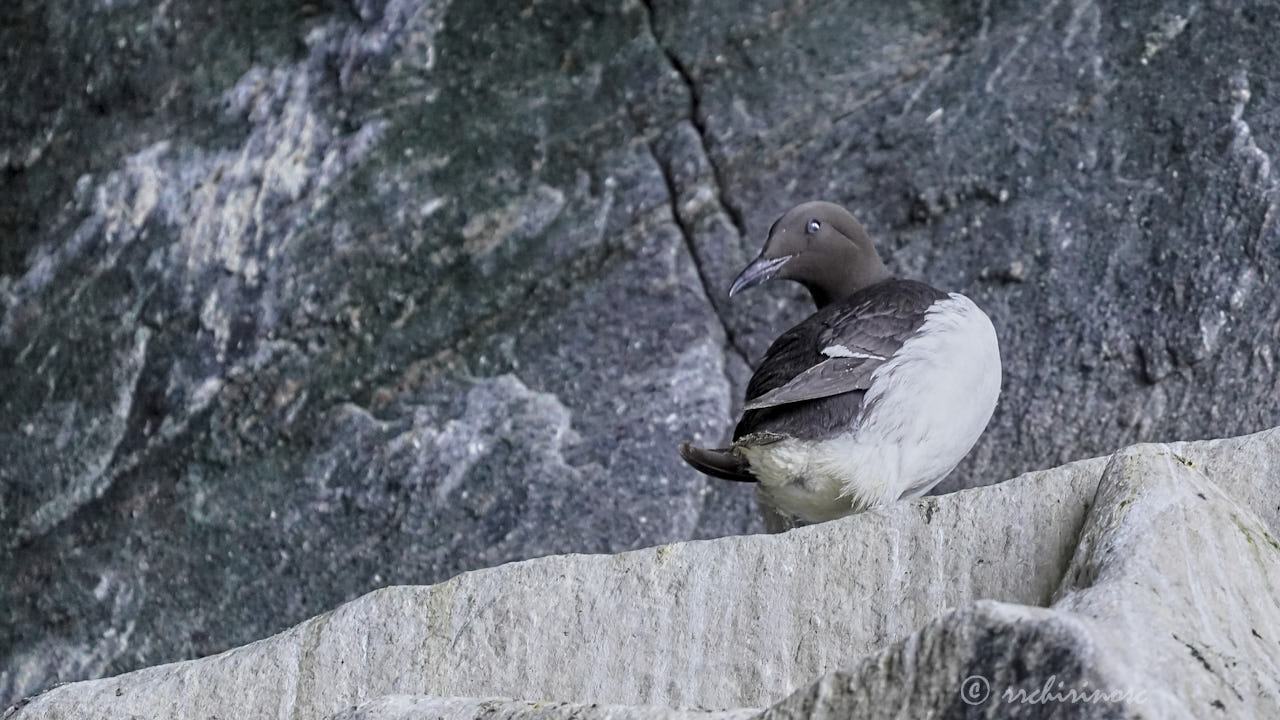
left=640, top=1, right=748, bottom=239
left=647, top=142, right=753, bottom=375
left=1048, top=497, right=1095, bottom=604
left=638, top=1, right=753, bottom=377
left=1048, top=454, right=1119, bottom=603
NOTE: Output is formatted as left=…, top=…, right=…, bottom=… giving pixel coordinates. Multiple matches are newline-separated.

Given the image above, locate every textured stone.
left=4, top=0, right=1280, bottom=705
left=1, top=0, right=741, bottom=702
left=765, top=435, right=1280, bottom=719
left=8, top=429, right=1280, bottom=719
left=0, top=454, right=1102, bottom=717
left=329, top=697, right=758, bottom=720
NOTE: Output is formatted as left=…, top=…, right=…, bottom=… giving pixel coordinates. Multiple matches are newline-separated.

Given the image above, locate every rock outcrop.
left=8, top=429, right=1280, bottom=719
left=4, top=0, right=1280, bottom=704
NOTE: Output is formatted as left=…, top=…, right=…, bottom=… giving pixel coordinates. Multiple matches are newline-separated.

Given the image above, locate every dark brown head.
left=729, top=201, right=891, bottom=308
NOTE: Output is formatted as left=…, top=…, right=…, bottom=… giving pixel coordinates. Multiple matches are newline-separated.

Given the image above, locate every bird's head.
left=728, top=201, right=891, bottom=308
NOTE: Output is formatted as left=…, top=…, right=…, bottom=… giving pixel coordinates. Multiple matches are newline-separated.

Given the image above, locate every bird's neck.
left=802, top=250, right=891, bottom=308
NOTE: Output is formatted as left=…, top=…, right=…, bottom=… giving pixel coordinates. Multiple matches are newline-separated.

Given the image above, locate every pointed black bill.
left=728, top=255, right=792, bottom=297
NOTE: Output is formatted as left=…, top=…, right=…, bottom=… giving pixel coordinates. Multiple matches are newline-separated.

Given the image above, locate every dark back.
left=734, top=279, right=947, bottom=441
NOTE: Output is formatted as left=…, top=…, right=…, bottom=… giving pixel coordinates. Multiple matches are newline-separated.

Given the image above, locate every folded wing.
left=738, top=280, right=947, bottom=420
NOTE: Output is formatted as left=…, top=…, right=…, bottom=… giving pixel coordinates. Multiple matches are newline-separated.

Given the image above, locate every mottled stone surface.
left=3, top=0, right=1280, bottom=705
left=1, top=0, right=741, bottom=702
left=8, top=430, right=1280, bottom=719
left=0, top=454, right=1104, bottom=718
left=329, top=697, right=759, bottom=720
left=765, top=435, right=1280, bottom=719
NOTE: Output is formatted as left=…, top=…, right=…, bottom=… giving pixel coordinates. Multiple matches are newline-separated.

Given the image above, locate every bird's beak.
left=729, top=255, right=792, bottom=297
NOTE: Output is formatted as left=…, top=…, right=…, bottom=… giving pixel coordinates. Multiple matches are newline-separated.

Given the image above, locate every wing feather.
left=736, top=280, right=947, bottom=430
left=742, top=356, right=879, bottom=410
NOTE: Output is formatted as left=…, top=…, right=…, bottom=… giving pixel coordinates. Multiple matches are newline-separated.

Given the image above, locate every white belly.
left=741, top=293, right=1002, bottom=523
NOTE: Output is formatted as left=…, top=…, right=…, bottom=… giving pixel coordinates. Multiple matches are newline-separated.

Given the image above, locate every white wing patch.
left=821, top=344, right=886, bottom=361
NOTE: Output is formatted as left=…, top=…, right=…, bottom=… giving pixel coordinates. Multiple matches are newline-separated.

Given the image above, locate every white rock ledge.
left=8, top=429, right=1280, bottom=720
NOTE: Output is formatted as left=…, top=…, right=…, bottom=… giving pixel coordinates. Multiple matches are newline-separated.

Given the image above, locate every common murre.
left=679, top=201, right=1002, bottom=530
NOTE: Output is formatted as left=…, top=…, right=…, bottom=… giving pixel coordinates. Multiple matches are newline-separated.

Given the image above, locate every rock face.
left=334, top=698, right=759, bottom=720
left=8, top=429, right=1280, bottom=719
left=3, top=0, right=1280, bottom=705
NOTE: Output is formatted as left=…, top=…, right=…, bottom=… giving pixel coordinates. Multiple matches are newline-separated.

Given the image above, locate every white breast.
left=855, top=292, right=1002, bottom=498
left=741, top=293, right=1002, bottom=522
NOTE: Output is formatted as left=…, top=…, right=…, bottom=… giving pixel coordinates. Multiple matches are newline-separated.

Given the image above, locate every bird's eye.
left=806, top=219, right=821, bottom=234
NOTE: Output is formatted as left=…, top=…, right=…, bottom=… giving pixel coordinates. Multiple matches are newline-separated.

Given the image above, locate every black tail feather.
left=678, top=443, right=756, bottom=483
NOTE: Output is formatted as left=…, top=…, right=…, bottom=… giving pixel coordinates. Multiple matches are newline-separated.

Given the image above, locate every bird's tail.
left=678, top=443, right=756, bottom=483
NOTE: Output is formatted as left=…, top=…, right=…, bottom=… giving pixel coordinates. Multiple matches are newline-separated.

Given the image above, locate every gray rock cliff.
left=3, top=0, right=1279, bottom=704
left=8, top=429, right=1280, bottom=719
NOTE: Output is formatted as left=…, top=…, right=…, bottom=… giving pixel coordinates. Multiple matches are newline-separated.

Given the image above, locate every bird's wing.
left=742, top=356, right=879, bottom=411
left=742, top=280, right=946, bottom=412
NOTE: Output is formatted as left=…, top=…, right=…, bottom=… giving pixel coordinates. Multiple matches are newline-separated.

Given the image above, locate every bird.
left=679, top=201, right=1001, bottom=531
